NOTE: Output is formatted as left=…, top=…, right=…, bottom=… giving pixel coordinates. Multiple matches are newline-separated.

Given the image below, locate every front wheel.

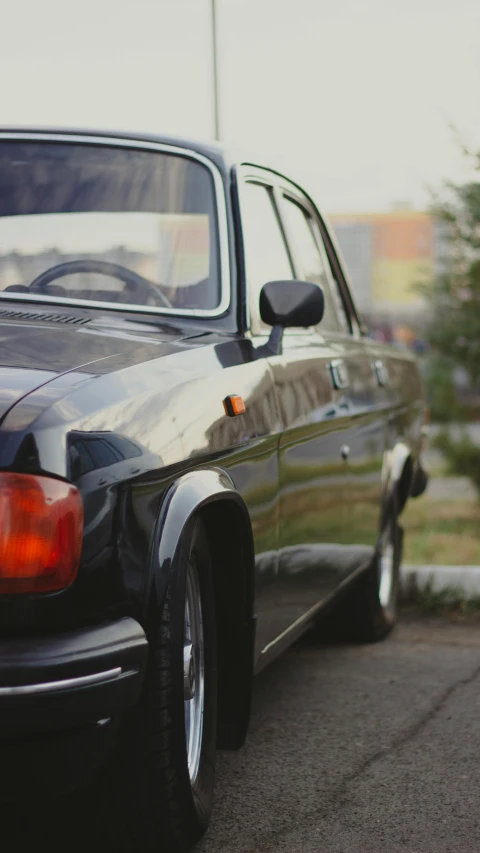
left=315, top=509, right=403, bottom=643
left=113, top=517, right=217, bottom=852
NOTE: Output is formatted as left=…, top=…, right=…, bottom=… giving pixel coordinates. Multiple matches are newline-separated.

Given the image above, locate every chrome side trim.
left=0, top=666, right=123, bottom=696
left=0, top=132, right=231, bottom=319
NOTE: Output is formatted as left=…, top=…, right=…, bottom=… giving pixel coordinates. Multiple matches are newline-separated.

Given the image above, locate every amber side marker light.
left=0, top=473, right=83, bottom=594
left=223, top=395, right=246, bottom=417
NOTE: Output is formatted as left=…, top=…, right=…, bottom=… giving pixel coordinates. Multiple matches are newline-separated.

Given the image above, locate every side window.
left=241, top=182, right=294, bottom=329
left=310, top=218, right=351, bottom=333
left=281, top=196, right=349, bottom=333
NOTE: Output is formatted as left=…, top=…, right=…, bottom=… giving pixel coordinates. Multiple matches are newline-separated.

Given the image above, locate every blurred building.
left=330, top=207, right=448, bottom=338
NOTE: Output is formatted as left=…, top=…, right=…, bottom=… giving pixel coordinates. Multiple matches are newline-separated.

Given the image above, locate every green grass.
left=402, top=579, right=480, bottom=620
left=402, top=495, right=480, bottom=565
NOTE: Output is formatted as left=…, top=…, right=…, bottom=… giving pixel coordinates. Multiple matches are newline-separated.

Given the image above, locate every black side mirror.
left=260, top=280, right=324, bottom=328
left=255, top=280, right=325, bottom=358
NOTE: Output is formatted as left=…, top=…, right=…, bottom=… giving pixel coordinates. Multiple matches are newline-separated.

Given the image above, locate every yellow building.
left=330, top=209, right=435, bottom=323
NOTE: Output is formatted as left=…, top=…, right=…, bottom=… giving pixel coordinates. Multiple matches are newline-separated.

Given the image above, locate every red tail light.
left=0, top=473, right=83, bottom=594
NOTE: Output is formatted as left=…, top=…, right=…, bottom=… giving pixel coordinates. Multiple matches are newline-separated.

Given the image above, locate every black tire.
left=314, top=509, right=403, bottom=644
left=112, top=517, right=217, bottom=852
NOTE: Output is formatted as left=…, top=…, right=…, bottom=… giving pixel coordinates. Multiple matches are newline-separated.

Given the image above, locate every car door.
left=232, top=175, right=297, bottom=658
left=312, top=207, right=388, bottom=561
left=239, top=170, right=357, bottom=646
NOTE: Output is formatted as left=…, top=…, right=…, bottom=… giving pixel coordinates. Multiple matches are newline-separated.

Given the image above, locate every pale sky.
left=1, top=0, right=479, bottom=212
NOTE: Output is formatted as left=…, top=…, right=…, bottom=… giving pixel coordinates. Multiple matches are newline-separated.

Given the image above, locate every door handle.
left=374, top=359, right=388, bottom=387
left=328, top=359, right=349, bottom=390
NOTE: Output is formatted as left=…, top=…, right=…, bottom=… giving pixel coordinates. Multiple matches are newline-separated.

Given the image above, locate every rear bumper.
left=0, top=617, right=148, bottom=737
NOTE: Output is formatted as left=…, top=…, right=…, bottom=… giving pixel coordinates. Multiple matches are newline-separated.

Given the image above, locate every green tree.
left=426, top=151, right=480, bottom=382
left=423, top=146, right=480, bottom=493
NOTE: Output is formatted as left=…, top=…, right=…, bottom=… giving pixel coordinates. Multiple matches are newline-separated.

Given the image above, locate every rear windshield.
left=0, top=141, right=221, bottom=312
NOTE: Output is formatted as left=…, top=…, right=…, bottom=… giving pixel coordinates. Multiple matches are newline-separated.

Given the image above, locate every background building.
left=330, top=207, right=447, bottom=342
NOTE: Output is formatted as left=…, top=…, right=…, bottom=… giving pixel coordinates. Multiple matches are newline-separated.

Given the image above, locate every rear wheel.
left=314, top=506, right=402, bottom=643
left=112, top=517, right=217, bottom=852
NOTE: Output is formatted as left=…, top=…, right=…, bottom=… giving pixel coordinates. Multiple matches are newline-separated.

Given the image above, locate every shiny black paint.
left=0, top=617, right=148, bottom=735
left=0, top=315, right=280, bottom=656
left=0, top=131, right=426, bottom=686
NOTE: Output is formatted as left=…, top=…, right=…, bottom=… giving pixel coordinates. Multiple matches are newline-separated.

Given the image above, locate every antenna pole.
left=211, top=0, right=220, bottom=141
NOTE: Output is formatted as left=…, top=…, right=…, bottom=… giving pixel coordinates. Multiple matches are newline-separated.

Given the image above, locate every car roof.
left=0, top=126, right=235, bottom=172
left=0, top=126, right=300, bottom=184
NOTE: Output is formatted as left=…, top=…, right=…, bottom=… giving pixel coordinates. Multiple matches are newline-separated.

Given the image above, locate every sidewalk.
left=401, top=564, right=480, bottom=596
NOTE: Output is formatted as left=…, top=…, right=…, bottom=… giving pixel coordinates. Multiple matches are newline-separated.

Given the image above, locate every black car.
left=0, top=129, right=427, bottom=851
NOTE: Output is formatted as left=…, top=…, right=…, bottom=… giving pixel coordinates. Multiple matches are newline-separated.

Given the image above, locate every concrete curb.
left=401, top=564, right=480, bottom=597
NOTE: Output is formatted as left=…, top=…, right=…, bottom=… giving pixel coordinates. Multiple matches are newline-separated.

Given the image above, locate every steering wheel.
left=28, top=259, right=173, bottom=309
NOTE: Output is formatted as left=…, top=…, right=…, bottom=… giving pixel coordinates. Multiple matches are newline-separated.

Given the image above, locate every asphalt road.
left=198, top=615, right=480, bottom=853
left=3, top=615, right=480, bottom=853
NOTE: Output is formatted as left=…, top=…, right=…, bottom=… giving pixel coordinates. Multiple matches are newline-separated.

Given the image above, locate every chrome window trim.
left=237, top=166, right=297, bottom=337
left=0, top=132, right=231, bottom=319
left=0, top=666, right=124, bottom=696
left=239, top=162, right=359, bottom=337
left=278, top=186, right=352, bottom=335
left=238, top=164, right=339, bottom=339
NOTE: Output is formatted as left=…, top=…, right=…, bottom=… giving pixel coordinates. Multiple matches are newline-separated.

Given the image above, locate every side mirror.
left=255, top=280, right=324, bottom=358
left=260, top=280, right=324, bottom=328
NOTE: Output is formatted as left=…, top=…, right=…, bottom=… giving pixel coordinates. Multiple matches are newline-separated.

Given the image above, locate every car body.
left=0, top=129, right=427, bottom=849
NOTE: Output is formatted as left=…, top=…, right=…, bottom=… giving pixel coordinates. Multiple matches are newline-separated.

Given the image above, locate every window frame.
left=238, top=168, right=296, bottom=336
left=276, top=185, right=356, bottom=337
left=277, top=191, right=346, bottom=334
left=0, top=132, right=231, bottom=319
left=309, top=206, right=364, bottom=338
left=239, top=163, right=360, bottom=338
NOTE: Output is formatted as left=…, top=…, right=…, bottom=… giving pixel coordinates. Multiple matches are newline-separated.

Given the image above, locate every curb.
left=401, top=564, right=480, bottom=597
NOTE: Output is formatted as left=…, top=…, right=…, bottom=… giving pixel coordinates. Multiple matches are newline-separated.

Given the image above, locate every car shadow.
left=0, top=633, right=358, bottom=853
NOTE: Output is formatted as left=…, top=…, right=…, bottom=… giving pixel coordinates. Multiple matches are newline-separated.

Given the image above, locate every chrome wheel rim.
left=379, top=527, right=395, bottom=608
left=183, top=559, right=204, bottom=784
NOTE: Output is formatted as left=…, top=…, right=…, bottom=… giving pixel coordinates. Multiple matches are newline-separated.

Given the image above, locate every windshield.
left=0, top=141, right=221, bottom=312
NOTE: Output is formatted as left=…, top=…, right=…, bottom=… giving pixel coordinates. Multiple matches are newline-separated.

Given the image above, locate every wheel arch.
left=146, top=467, right=256, bottom=751
left=382, top=441, right=415, bottom=518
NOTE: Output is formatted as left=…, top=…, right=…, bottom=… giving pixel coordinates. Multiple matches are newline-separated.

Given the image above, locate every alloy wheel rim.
left=378, top=527, right=395, bottom=608
left=183, top=558, right=205, bottom=784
